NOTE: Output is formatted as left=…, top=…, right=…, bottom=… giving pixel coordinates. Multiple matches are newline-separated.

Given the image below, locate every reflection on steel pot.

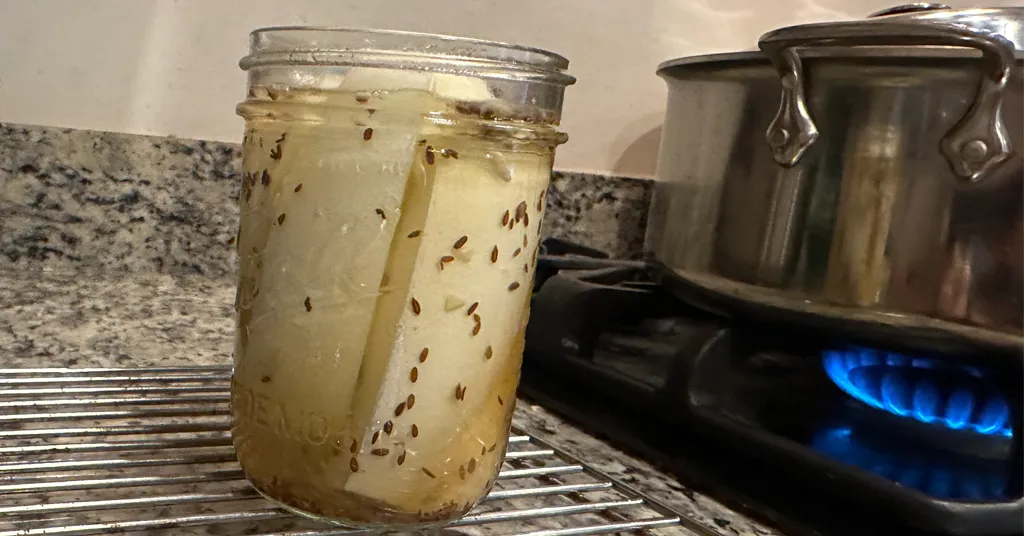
left=646, top=5, right=1024, bottom=352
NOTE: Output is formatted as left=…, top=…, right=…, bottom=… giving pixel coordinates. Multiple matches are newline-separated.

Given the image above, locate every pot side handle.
left=758, top=14, right=1016, bottom=184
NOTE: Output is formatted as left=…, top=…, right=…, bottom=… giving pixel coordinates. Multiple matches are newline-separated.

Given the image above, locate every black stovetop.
left=519, top=239, right=1024, bottom=536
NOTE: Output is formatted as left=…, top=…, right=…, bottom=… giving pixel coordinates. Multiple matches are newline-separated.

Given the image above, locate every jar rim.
left=240, top=27, right=576, bottom=86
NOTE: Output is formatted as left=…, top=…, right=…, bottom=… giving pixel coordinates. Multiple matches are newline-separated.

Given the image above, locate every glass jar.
left=229, top=28, right=574, bottom=528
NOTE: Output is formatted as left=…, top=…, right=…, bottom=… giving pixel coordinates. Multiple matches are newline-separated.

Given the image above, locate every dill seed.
left=523, top=235, right=528, bottom=248
left=294, top=183, right=302, bottom=192
left=481, top=445, right=487, bottom=456
left=488, top=443, right=496, bottom=452
left=440, top=255, right=455, bottom=264
left=260, top=376, right=271, bottom=383
left=270, top=145, right=282, bottom=160
left=472, top=322, right=481, bottom=336
left=524, top=212, right=530, bottom=227
left=395, top=402, right=406, bottom=417
left=484, top=346, right=493, bottom=359
left=411, top=298, right=421, bottom=315
left=372, top=430, right=380, bottom=444
left=508, top=282, right=521, bottom=291
left=455, top=384, right=463, bottom=401
left=467, top=302, right=478, bottom=316
left=419, top=348, right=428, bottom=362
left=513, top=248, right=521, bottom=257
left=261, top=169, right=271, bottom=186
left=497, top=396, right=504, bottom=405
left=537, top=194, right=544, bottom=211
left=397, top=452, right=407, bottom=465
left=410, top=367, right=418, bottom=382
left=407, top=393, right=416, bottom=409
left=371, top=448, right=389, bottom=456
left=408, top=230, right=422, bottom=238
left=375, top=208, right=386, bottom=220
left=412, top=424, right=419, bottom=437
left=304, top=297, right=312, bottom=312
left=491, top=246, right=499, bottom=263
left=363, top=127, right=373, bottom=141
left=423, top=468, right=435, bottom=478
left=383, top=420, right=393, bottom=434
left=515, top=201, right=527, bottom=222
left=468, top=458, right=477, bottom=473
left=508, top=219, right=515, bottom=230
left=453, top=236, right=468, bottom=249
left=502, top=210, right=510, bottom=226
left=355, top=94, right=369, bottom=104
left=367, top=108, right=376, bottom=116
left=350, top=439, right=359, bottom=453
left=425, top=146, right=435, bottom=165
left=459, top=465, right=466, bottom=480
left=277, top=213, right=286, bottom=225
left=350, top=457, right=359, bottom=472
left=524, top=263, right=529, bottom=273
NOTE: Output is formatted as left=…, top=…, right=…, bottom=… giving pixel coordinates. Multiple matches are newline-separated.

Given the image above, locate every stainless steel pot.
left=646, top=4, right=1024, bottom=353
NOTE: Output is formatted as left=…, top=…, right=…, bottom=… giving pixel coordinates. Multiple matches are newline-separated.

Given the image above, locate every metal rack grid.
left=0, top=366, right=690, bottom=536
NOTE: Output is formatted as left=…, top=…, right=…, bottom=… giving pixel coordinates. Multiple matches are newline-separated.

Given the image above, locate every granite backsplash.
left=0, top=123, right=652, bottom=276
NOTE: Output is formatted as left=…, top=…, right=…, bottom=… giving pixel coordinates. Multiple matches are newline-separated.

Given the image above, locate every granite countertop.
left=0, top=123, right=780, bottom=536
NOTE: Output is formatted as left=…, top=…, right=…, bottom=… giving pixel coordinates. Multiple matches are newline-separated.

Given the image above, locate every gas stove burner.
left=812, top=425, right=1009, bottom=501
left=823, top=347, right=1013, bottom=439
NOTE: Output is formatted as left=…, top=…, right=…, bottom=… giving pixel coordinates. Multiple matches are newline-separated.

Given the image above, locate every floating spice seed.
left=439, top=255, right=455, bottom=269
left=411, top=298, right=421, bottom=315
left=491, top=246, right=499, bottom=263
left=371, top=448, right=389, bottom=456
left=375, top=208, right=387, bottom=220
left=441, top=148, right=459, bottom=159
left=350, top=457, right=359, bottom=472
left=395, top=401, right=406, bottom=417
left=294, top=183, right=302, bottom=192
left=350, top=439, right=359, bottom=453
left=411, top=424, right=419, bottom=437
left=260, top=376, right=271, bottom=383
left=355, top=94, right=369, bottom=104
left=304, top=297, right=312, bottom=312
left=488, top=443, right=496, bottom=452
left=408, top=230, right=422, bottom=238
left=261, top=169, right=271, bottom=186
left=455, top=384, right=463, bottom=401
left=422, top=468, right=436, bottom=478
left=425, top=146, right=435, bottom=165
left=513, top=248, right=521, bottom=257
left=502, top=210, right=510, bottom=226
left=407, top=393, right=416, bottom=409
left=468, top=458, right=477, bottom=473
left=498, top=396, right=504, bottom=405
left=276, top=133, right=287, bottom=143
left=410, top=367, right=418, bottom=383
left=277, top=213, right=286, bottom=225
left=523, top=212, right=530, bottom=227
left=508, top=282, right=521, bottom=291
left=523, top=263, right=529, bottom=273
left=270, top=145, right=282, bottom=160
left=484, top=346, right=493, bottom=360
left=397, top=451, right=407, bottom=465
left=372, top=430, right=380, bottom=444
left=363, top=127, right=373, bottom=141
left=384, top=420, right=393, bottom=434
left=537, top=194, right=544, bottom=211
left=419, top=348, right=429, bottom=362
left=515, top=201, right=527, bottom=222
left=467, top=302, right=479, bottom=316
left=459, top=465, right=466, bottom=480
left=453, top=236, right=468, bottom=249
left=508, top=219, right=515, bottom=230
left=367, top=108, right=376, bottom=116
left=523, top=235, right=528, bottom=248
left=481, top=445, right=487, bottom=456
left=472, top=322, right=481, bottom=336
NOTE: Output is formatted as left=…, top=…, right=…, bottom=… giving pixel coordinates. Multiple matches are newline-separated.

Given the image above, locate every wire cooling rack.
left=0, top=366, right=694, bottom=536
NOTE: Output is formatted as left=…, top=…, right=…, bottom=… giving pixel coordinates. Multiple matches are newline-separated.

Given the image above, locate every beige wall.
left=0, top=0, right=1013, bottom=177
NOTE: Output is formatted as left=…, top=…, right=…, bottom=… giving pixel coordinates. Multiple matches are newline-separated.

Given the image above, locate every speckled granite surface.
left=0, top=123, right=778, bottom=536
left=0, top=123, right=650, bottom=275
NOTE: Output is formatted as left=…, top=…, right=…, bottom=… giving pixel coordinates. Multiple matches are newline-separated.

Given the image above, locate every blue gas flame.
left=822, top=347, right=1012, bottom=438
left=812, top=425, right=1009, bottom=500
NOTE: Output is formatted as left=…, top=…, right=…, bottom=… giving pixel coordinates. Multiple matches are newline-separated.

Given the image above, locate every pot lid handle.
left=758, top=8, right=1018, bottom=183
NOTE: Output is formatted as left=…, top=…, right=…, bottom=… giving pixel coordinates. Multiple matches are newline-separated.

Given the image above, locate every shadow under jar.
left=229, top=28, right=574, bottom=529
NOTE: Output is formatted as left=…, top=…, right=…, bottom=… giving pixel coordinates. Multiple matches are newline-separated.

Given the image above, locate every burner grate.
left=0, top=367, right=688, bottom=536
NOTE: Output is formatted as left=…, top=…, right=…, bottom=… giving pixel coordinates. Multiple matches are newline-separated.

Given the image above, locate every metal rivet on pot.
left=961, top=140, right=989, bottom=163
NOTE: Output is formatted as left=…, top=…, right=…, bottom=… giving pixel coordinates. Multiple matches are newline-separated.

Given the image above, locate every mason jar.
left=229, top=28, right=574, bottom=528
